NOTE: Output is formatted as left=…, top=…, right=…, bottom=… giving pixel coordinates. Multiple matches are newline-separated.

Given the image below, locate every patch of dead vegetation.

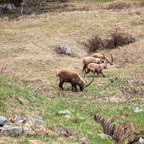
left=55, top=125, right=74, bottom=137
left=104, top=96, right=126, bottom=103
left=131, top=19, right=144, bottom=26
left=120, top=78, right=144, bottom=98
left=128, top=77, right=144, bottom=86
left=94, top=114, right=134, bottom=142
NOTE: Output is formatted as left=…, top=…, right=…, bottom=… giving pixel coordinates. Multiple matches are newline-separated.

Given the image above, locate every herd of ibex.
left=57, top=53, right=114, bottom=91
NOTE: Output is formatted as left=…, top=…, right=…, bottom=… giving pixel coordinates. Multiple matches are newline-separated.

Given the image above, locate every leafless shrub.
left=86, top=32, right=135, bottom=52
left=111, top=32, right=135, bottom=47
left=86, top=36, right=102, bottom=52
left=106, top=1, right=131, bottom=10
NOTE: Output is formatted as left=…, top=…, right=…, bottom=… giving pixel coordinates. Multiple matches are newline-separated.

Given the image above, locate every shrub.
left=86, top=32, right=135, bottom=52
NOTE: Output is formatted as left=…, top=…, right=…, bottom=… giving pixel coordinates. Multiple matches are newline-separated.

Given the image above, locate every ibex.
left=84, top=60, right=107, bottom=77
left=91, top=53, right=114, bottom=65
left=57, top=70, right=94, bottom=91
left=82, top=57, right=103, bottom=73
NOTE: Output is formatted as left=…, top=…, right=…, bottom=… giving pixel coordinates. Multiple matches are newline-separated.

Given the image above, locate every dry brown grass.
left=0, top=0, right=144, bottom=86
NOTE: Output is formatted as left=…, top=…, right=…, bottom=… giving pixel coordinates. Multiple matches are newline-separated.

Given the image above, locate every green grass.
left=1, top=72, right=144, bottom=143
left=0, top=74, right=113, bottom=143
left=0, top=1, right=144, bottom=143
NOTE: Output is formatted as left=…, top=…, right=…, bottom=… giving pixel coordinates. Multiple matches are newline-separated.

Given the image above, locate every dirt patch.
left=94, top=114, right=134, bottom=142
left=84, top=31, right=135, bottom=52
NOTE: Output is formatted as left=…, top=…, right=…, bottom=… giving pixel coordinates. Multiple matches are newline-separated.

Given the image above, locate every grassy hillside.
left=0, top=74, right=113, bottom=143
left=0, top=0, right=144, bottom=143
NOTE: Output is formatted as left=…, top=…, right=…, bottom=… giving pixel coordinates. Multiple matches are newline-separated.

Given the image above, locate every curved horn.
left=103, top=60, right=107, bottom=66
left=109, top=53, right=114, bottom=62
left=102, top=53, right=105, bottom=59
left=84, top=76, right=94, bottom=88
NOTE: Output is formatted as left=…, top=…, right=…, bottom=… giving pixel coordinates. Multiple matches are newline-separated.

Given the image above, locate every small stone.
left=134, top=107, right=143, bottom=113
left=0, top=116, right=7, bottom=127
left=80, top=137, right=89, bottom=144
left=34, top=119, right=45, bottom=124
left=1, top=126, right=23, bottom=136
left=108, top=77, right=117, bottom=83
left=139, top=137, right=144, bottom=143
left=65, top=115, right=71, bottom=119
left=28, top=14, right=36, bottom=18
left=18, top=119, right=27, bottom=124
left=58, top=110, right=71, bottom=115
left=98, top=133, right=113, bottom=140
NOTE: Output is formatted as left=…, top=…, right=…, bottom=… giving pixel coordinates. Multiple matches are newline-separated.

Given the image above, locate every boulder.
left=56, top=44, right=72, bottom=56
left=0, top=116, right=7, bottom=127
left=1, top=126, right=23, bottom=136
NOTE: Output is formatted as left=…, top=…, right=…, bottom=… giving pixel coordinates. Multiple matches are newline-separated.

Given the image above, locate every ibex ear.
left=102, top=59, right=105, bottom=63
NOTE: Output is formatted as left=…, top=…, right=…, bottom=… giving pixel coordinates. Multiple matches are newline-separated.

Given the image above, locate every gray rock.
left=3, top=122, right=9, bottom=127
left=34, top=119, right=45, bottom=124
left=1, top=126, right=23, bottom=136
left=108, top=77, right=117, bottom=83
left=56, top=44, right=72, bottom=56
left=80, top=137, right=89, bottom=144
left=0, top=116, right=7, bottom=127
left=98, top=133, right=113, bottom=140
left=18, top=119, right=27, bottom=124
left=139, top=137, right=144, bottom=143
left=28, top=14, right=36, bottom=18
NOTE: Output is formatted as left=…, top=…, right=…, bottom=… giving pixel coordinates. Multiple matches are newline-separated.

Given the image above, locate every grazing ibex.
left=91, top=53, right=114, bottom=65
left=82, top=57, right=103, bottom=73
left=84, top=60, right=107, bottom=77
left=57, top=70, right=94, bottom=91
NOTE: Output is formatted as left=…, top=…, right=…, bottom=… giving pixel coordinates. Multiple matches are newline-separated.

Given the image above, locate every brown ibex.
left=84, top=60, right=107, bottom=77
left=91, top=53, right=114, bottom=65
left=82, top=57, right=103, bottom=73
left=57, top=70, right=94, bottom=91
